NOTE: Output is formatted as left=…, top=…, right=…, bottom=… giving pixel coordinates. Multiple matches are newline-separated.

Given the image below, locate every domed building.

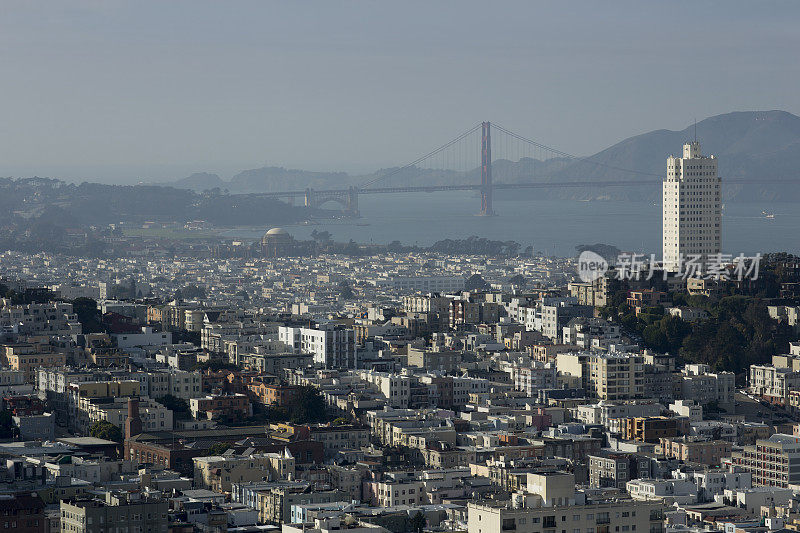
left=261, top=227, right=294, bottom=258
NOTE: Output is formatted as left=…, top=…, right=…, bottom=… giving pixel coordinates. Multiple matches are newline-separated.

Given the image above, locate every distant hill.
left=169, top=110, right=800, bottom=202
left=0, top=178, right=321, bottom=229
left=229, top=166, right=355, bottom=193
left=497, top=110, right=800, bottom=202
left=173, top=172, right=225, bottom=191
left=169, top=167, right=357, bottom=193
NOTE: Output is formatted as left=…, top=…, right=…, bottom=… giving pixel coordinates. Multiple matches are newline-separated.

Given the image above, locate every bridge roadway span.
left=251, top=179, right=662, bottom=199
left=250, top=177, right=769, bottom=199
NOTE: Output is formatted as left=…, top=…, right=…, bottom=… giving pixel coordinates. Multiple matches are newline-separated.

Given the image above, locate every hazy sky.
left=1, top=1, right=798, bottom=183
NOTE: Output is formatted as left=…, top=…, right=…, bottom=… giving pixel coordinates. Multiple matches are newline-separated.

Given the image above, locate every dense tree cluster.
left=601, top=254, right=800, bottom=374
left=89, top=420, right=122, bottom=442
left=247, top=386, right=330, bottom=425
left=156, top=395, right=192, bottom=420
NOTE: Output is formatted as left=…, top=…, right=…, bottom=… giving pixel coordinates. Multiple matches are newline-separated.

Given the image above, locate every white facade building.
left=662, top=141, right=721, bottom=271
left=113, top=327, right=172, bottom=349
left=279, top=324, right=356, bottom=369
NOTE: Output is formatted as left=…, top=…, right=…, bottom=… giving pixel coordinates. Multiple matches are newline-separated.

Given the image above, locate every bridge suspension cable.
left=491, top=122, right=664, bottom=179
left=359, top=123, right=482, bottom=189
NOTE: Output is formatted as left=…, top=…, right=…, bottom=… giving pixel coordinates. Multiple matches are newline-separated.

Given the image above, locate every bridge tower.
left=347, top=186, right=360, bottom=217
left=480, top=121, right=495, bottom=216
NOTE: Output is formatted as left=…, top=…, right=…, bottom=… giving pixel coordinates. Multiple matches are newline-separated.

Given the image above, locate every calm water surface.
left=222, top=192, right=800, bottom=257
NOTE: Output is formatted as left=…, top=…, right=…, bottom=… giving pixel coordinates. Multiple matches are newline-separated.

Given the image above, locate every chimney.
left=125, top=397, right=143, bottom=440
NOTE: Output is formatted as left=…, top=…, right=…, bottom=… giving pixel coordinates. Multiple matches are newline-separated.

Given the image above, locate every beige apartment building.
left=193, top=451, right=295, bottom=492
left=2, top=343, right=68, bottom=383
left=657, top=437, right=731, bottom=466
left=468, top=473, right=664, bottom=533
left=588, top=353, right=645, bottom=400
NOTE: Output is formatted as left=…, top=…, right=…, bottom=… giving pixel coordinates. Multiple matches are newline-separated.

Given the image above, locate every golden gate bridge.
left=251, top=122, right=773, bottom=217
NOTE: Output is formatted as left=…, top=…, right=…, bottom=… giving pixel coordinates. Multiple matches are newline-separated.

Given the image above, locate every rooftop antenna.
left=694, top=117, right=697, bottom=142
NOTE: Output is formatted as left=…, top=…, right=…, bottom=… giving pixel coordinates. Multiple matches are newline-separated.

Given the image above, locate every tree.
left=0, top=410, right=16, bottom=439
left=311, top=229, right=332, bottom=245
left=338, top=280, right=355, bottom=300
left=642, top=323, right=669, bottom=353
left=464, top=273, right=489, bottom=291
left=72, top=297, right=104, bottom=333
left=174, top=330, right=202, bottom=346
left=192, top=360, right=238, bottom=371
left=386, top=240, right=406, bottom=253
left=181, top=284, right=206, bottom=300
left=288, top=386, right=327, bottom=424
left=410, top=511, right=427, bottom=533
left=508, top=274, right=526, bottom=287
left=156, top=395, right=191, bottom=419
left=89, top=420, right=122, bottom=442
left=207, top=442, right=234, bottom=456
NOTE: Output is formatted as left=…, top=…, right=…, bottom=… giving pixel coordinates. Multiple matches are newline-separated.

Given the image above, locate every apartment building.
left=749, top=364, right=800, bottom=404
left=2, top=343, right=68, bottom=383
left=657, top=437, right=731, bottom=466
left=562, top=318, right=620, bottom=349
left=675, top=364, right=735, bottom=408
left=619, top=417, right=680, bottom=443
left=0, top=301, right=81, bottom=335
left=587, top=353, right=645, bottom=400
left=662, top=141, right=721, bottom=271
left=0, top=492, right=46, bottom=533
left=279, top=324, right=356, bottom=369
left=467, top=473, right=664, bottom=533
left=574, top=401, right=663, bottom=428
left=357, top=370, right=411, bottom=408
left=60, top=492, right=168, bottom=533
left=732, top=433, right=800, bottom=488
left=408, top=347, right=462, bottom=372
left=588, top=452, right=651, bottom=490
left=363, top=477, right=424, bottom=507
left=247, top=381, right=301, bottom=407
left=625, top=478, right=698, bottom=505
left=249, top=484, right=347, bottom=524
left=402, top=294, right=452, bottom=314
left=514, top=363, right=557, bottom=396
left=568, top=278, right=608, bottom=308
left=305, top=424, right=370, bottom=458
left=131, top=369, right=203, bottom=400
left=75, top=396, right=172, bottom=435
left=536, top=298, right=593, bottom=340
left=190, top=393, right=251, bottom=420
left=680, top=469, right=752, bottom=503
left=193, top=451, right=295, bottom=492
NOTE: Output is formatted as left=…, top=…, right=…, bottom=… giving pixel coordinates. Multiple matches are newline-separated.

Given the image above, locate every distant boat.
left=762, top=211, right=775, bottom=219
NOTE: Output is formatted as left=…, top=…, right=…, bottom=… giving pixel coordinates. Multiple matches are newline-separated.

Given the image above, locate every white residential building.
left=356, top=370, right=411, bottom=408
left=513, top=362, right=557, bottom=395
left=662, top=141, right=721, bottom=271
left=132, top=369, right=203, bottom=400
left=279, top=324, right=356, bottom=369
left=113, top=327, right=172, bottom=349
left=749, top=364, right=800, bottom=402
left=626, top=478, right=698, bottom=505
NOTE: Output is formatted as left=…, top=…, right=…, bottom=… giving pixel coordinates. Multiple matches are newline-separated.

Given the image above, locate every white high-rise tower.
left=662, top=141, right=721, bottom=272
